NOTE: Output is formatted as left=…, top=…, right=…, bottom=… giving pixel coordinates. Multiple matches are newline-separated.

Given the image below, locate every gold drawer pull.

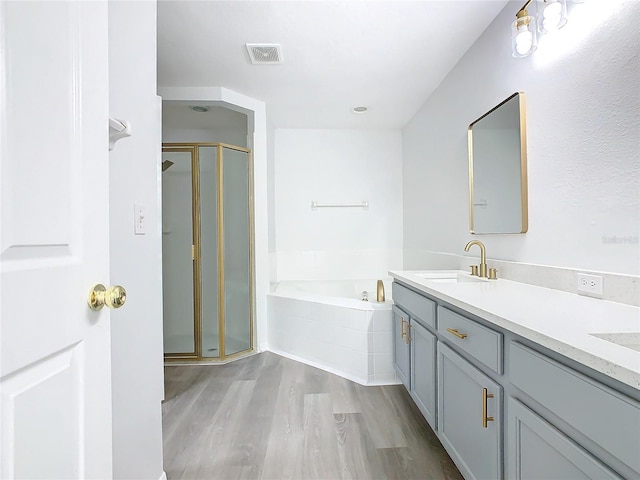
left=405, top=322, right=411, bottom=345
left=482, top=388, right=495, bottom=428
left=447, top=328, right=468, bottom=339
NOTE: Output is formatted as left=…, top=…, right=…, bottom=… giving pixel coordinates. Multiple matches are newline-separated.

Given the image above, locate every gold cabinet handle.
left=447, top=328, right=468, bottom=339
left=405, top=322, right=411, bottom=345
left=482, top=388, right=495, bottom=428
left=88, top=284, right=127, bottom=311
left=400, top=317, right=406, bottom=338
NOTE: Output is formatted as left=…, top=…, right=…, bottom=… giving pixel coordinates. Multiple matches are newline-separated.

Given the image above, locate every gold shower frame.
left=161, top=142, right=255, bottom=363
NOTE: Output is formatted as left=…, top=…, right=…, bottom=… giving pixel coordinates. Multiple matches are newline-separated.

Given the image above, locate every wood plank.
left=260, top=356, right=307, bottom=479
left=162, top=352, right=462, bottom=480
left=381, top=385, right=442, bottom=450
left=304, top=362, right=332, bottom=394
left=162, top=367, right=213, bottom=449
left=334, top=413, right=384, bottom=480
left=378, top=386, right=464, bottom=480
left=302, top=393, right=341, bottom=479
left=330, top=374, right=362, bottom=414
left=222, top=353, right=283, bottom=477
left=178, top=379, right=257, bottom=480
left=163, top=370, right=237, bottom=478
left=353, top=383, right=407, bottom=448
left=377, top=446, right=464, bottom=480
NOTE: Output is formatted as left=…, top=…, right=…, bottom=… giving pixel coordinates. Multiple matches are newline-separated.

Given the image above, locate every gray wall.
left=402, top=1, right=639, bottom=274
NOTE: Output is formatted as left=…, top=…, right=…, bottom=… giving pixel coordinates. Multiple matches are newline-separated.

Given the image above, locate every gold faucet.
left=465, top=240, right=488, bottom=278
left=376, top=280, right=385, bottom=302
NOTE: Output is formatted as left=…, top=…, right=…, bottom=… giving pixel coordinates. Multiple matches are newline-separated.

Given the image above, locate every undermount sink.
left=590, top=332, right=640, bottom=353
left=412, top=270, right=488, bottom=284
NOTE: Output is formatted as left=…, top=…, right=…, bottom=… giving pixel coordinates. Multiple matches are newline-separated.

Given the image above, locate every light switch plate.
left=134, top=204, right=146, bottom=235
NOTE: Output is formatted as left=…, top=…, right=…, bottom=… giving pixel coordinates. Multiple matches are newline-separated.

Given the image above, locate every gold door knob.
left=88, top=284, right=127, bottom=310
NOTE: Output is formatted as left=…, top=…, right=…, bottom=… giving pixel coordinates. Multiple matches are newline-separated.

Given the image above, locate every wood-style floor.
left=163, top=352, right=463, bottom=480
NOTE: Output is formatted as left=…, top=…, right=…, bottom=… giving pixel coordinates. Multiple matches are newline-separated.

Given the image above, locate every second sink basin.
left=412, top=270, right=488, bottom=283
left=590, top=332, right=640, bottom=353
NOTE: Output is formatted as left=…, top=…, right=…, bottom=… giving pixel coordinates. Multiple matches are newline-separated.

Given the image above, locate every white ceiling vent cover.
left=246, top=44, right=283, bottom=64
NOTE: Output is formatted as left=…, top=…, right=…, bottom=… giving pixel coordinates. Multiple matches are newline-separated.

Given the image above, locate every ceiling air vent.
left=246, top=44, right=283, bottom=64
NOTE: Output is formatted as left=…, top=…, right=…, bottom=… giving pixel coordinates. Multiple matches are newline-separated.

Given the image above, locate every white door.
left=1, top=2, right=113, bottom=479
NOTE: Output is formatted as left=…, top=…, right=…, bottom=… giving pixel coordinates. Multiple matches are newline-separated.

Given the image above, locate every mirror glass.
left=468, top=92, right=528, bottom=234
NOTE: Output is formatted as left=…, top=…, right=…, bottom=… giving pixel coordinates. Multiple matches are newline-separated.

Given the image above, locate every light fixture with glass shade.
left=512, top=1, right=538, bottom=58
left=537, top=0, right=568, bottom=33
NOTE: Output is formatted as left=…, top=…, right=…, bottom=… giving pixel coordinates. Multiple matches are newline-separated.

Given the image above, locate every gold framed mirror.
left=468, top=92, right=528, bottom=234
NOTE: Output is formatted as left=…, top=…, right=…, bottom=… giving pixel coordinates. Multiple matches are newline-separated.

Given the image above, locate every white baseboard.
left=269, top=348, right=367, bottom=385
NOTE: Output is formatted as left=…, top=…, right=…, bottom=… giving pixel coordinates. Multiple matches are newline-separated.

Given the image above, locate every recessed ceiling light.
left=352, top=106, right=368, bottom=114
left=190, top=105, right=210, bottom=113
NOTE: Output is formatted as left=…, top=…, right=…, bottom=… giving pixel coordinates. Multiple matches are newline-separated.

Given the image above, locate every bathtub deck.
left=163, top=351, right=462, bottom=480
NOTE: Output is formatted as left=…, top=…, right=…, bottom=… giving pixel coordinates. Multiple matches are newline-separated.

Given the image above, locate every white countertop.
left=389, top=270, right=640, bottom=390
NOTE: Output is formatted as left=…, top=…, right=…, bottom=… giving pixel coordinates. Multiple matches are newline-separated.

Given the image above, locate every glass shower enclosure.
left=161, top=143, right=253, bottom=361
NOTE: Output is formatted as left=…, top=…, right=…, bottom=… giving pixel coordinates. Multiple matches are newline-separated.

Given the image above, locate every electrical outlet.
left=577, top=273, right=603, bottom=298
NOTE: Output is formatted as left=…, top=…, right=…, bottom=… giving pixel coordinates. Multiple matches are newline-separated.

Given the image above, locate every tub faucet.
left=464, top=240, right=488, bottom=278
left=376, top=280, right=385, bottom=302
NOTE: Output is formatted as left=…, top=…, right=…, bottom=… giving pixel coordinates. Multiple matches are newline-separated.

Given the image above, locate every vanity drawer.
left=437, top=306, right=503, bottom=374
left=510, top=342, right=640, bottom=476
left=392, top=282, right=436, bottom=329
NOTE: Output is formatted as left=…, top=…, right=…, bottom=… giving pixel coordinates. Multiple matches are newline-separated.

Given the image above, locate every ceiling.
left=157, top=0, right=510, bottom=129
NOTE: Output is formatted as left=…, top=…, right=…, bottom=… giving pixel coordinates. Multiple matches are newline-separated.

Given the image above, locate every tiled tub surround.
left=267, top=279, right=397, bottom=385
left=390, top=270, right=640, bottom=389
left=273, top=249, right=404, bottom=283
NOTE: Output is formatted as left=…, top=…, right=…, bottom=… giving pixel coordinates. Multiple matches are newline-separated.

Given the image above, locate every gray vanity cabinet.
left=392, top=279, right=640, bottom=480
left=438, top=342, right=502, bottom=480
left=507, top=398, right=620, bottom=480
left=409, top=319, right=437, bottom=428
left=392, top=306, right=410, bottom=389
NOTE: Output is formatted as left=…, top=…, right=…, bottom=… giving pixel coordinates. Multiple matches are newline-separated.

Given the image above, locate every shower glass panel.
left=161, top=150, right=196, bottom=355
left=199, top=146, right=220, bottom=358
left=161, top=142, right=253, bottom=362
left=223, top=147, right=252, bottom=356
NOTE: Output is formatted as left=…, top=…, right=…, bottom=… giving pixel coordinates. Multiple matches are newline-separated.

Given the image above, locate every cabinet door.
left=392, top=306, right=410, bottom=390
left=510, top=341, right=640, bottom=476
left=507, top=398, right=621, bottom=480
left=410, top=320, right=437, bottom=429
left=437, top=342, right=502, bottom=480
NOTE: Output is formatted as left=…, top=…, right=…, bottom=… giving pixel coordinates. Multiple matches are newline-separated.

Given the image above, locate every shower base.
left=164, top=333, right=251, bottom=359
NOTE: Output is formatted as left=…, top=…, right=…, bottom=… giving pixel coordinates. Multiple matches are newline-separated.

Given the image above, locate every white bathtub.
left=267, top=278, right=398, bottom=385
